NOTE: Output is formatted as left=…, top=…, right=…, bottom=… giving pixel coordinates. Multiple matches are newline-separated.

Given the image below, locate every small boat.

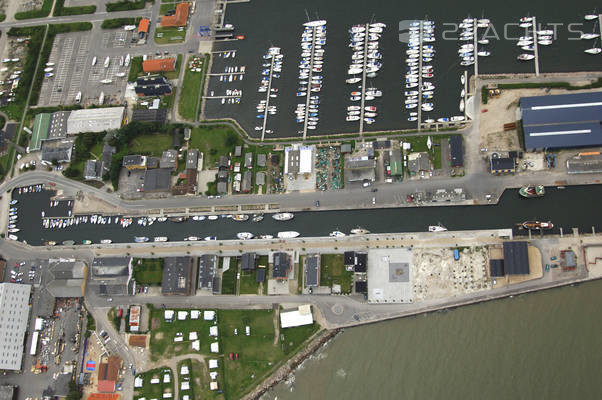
left=169, top=216, right=186, bottom=222
left=154, top=237, right=168, bottom=242
left=237, top=232, right=254, bottom=240
left=346, top=77, right=361, bottom=84
left=45, top=241, right=56, bottom=246
left=459, top=99, right=465, bottom=112
left=134, top=236, right=149, bottom=243
left=45, top=73, right=54, bottom=78
left=520, top=17, right=533, bottom=23
left=259, top=234, right=274, bottom=239
left=62, top=240, right=75, bottom=245
left=517, top=54, right=535, bottom=61
left=9, top=199, right=17, bottom=205
left=100, top=239, right=112, bottom=244
left=585, top=48, right=602, bottom=54
left=521, top=220, right=553, bottom=230
left=350, top=228, right=370, bottom=235
left=252, top=214, right=264, bottom=222
left=278, top=231, right=300, bottom=238
left=428, top=223, right=448, bottom=232
left=519, top=185, right=545, bottom=198
left=8, top=228, right=19, bottom=233
left=184, top=236, right=199, bottom=241
left=44, top=67, right=53, bottom=72
left=580, top=33, right=600, bottom=40
left=329, top=231, right=346, bottom=237
left=204, top=236, right=217, bottom=241
left=8, top=235, right=18, bottom=241
left=91, top=56, right=97, bottom=66
left=272, top=212, right=294, bottom=221
left=192, top=215, right=206, bottom=221
left=232, top=214, right=249, bottom=222
left=82, top=240, right=92, bottom=245
left=104, top=56, right=110, bottom=68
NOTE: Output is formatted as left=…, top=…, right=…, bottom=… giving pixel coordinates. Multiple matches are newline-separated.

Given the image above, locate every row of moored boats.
left=254, top=47, right=283, bottom=134
left=404, top=20, right=436, bottom=120
left=457, top=17, right=492, bottom=68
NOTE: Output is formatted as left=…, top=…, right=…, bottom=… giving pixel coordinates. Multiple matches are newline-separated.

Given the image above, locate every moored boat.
left=82, top=240, right=92, bottom=245
left=272, top=212, right=294, bottom=221
left=100, top=239, right=112, bottom=244
left=204, top=236, right=217, bottom=241
left=350, top=227, right=370, bottom=235
left=521, top=220, right=553, bottom=230
left=278, top=231, right=300, bottom=238
left=232, top=214, right=249, bottom=222
left=329, top=231, right=346, bottom=237
left=134, top=236, right=149, bottom=243
left=237, top=232, right=254, bottom=240
left=519, top=185, right=545, bottom=198
left=428, top=223, right=448, bottom=232
left=154, top=236, right=168, bottom=242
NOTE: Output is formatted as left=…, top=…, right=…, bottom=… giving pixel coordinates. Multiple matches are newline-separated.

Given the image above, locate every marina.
left=205, top=1, right=601, bottom=139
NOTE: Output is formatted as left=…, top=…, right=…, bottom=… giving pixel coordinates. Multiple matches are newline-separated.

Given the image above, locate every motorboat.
left=134, top=236, right=149, bottom=243
left=521, top=220, right=553, bottom=230
left=100, top=239, right=112, bottom=244
left=237, top=232, right=254, bottom=240
left=584, top=14, right=598, bottom=21
left=459, top=99, right=465, bottom=112
left=517, top=54, right=535, bottom=60
left=232, top=214, right=249, bottom=222
left=346, top=77, right=361, bottom=84
left=478, top=39, right=489, bottom=45
left=520, top=17, right=533, bottom=23
left=519, top=185, right=545, bottom=198
left=272, top=212, right=294, bottom=221
left=329, top=231, right=346, bottom=237
left=259, top=235, right=274, bottom=239
left=451, top=116, right=465, bottom=122
left=185, top=236, right=200, bottom=241
left=585, top=47, right=602, bottom=54
left=204, top=236, right=217, bottom=241
left=9, top=199, right=17, bottom=205
left=580, top=33, right=600, bottom=40
left=278, top=231, right=300, bottom=238
left=154, top=237, right=168, bottom=242
left=350, top=227, right=370, bottom=235
left=208, top=215, right=219, bottom=220
left=477, top=51, right=490, bottom=57
left=428, top=223, right=448, bottom=232
left=538, top=40, right=553, bottom=45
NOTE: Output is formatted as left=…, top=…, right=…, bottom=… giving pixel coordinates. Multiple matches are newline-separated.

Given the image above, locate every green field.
left=178, top=54, right=209, bottom=121
left=134, top=367, right=175, bottom=400
left=130, top=133, right=173, bottom=156
left=155, top=26, right=186, bottom=44
left=239, top=270, right=260, bottom=295
left=320, top=254, right=354, bottom=294
left=221, top=263, right=237, bottom=295
left=133, top=258, right=164, bottom=284
left=189, top=125, right=242, bottom=167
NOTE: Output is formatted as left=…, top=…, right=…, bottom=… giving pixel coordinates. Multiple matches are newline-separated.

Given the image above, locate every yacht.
left=428, top=223, right=448, bottom=232
left=585, top=47, right=602, bottom=54
left=517, top=54, right=536, bottom=61
left=278, top=231, right=300, bottom=238
left=207, top=215, right=219, bottom=221
left=154, top=237, right=168, bottom=242
left=272, top=212, right=294, bottom=221
left=100, top=239, right=112, bottom=244
left=237, top=232, right=254, bottom=240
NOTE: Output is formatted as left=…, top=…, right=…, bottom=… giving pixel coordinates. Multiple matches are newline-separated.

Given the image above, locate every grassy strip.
left=133, top=258, right=164, bottom=284
left=178, top=57, right=204, bottom=120
left=14, top=0, right=53, bottom=19
left=29, top=23, right=93, bottom=107
left=53, top=0, right=96, bottom=16
left=101, top=17, right=141, bottom=29
left=481, top=86, right=488, bottom=104
left=128, top=56, right=143, bottom=81
left=106, top=0, right=152, bottom=12
left=154, top=26, right=186, bottom=44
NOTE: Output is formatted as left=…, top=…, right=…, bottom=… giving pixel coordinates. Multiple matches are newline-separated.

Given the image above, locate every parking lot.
left=38, top=32, right=128, bottom=107
left=2, top=258, right=44, bottom=285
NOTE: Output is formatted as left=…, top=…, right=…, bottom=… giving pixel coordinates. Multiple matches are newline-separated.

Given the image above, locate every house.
left=162, top=257, right=195, bottom=295
left=407, top=152, right=431, bottom=176
left=272, top=252, right=292, bottom=279
left=244, top=152, right=253, bottom=168
left=234, top=145, right=242, bottom=157
left=186, top=149, right=198, bottom=170
left=97, top=356, right=121, bottom=393
left=138, top=18, right=150, bottom=35
left=218, top=155, right=230, bottom=169
left=101, top=143, right=116, bottom=173
left=160, top=2, right=190, bottom=27
left=198, top=255, right=217, bottom=291
left=123, top=155, right=147, bottom=170
left=280, top=305, right=313, bottom=328
left=256, top=267, right=266, bottom=283
left=490, top=155, right=516, bottom=174
left=241, top=171, right=252, bottom=192
left=129, top=305, right=141, bottom=332
left=142, top=58, right=176, bottom=73
left=256, top=171, right=265, bottom=186
left=344, top=146, right=376, bottom=183
left=84, top=159, right=102, bottom=180
left=257, top=153, right=267, bottom=167
left=217, top=170, right=228, bottom=194
left=305, top=255, right=320, bottom=287
left=135, top=83, right=172, bottom=97
left=241, top=253, right=256, bottom=271
left=160, top=149, right=178, bottom=170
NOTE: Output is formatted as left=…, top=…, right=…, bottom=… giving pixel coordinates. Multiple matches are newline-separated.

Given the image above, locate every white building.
left=284, top=144, right=314, bottom=175
left=66, top=107, right=125, bottom=135
left=280, top=304, right=314, bottom=328
left=0, top=283, right=32, bottom=370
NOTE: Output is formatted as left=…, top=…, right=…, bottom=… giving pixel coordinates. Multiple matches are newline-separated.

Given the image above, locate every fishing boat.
left=82, top=240, right=92, bottom=245
left=134, top=236, right=149, bottom=243
left=154, top=237, right=168, bottom=242
left=272, top=212, right=294, bottom=221
left=519, top=185, right=545, bottom=198
left=428, top=223, right=448, bottom=232
left=204, top=236, right=217, bottom=241
left=521, top=220, right=553, bottom=230
left=237, top=232, right=254, bottom=240
left=278, top=231, right=300, bottom=238
left=232, top=214, right=249, bottom=222
left=350, top=227, right=370, bottom=235
left=329, top=231, right=346, bottom=237
left=100, top=239, right=112, bottom=244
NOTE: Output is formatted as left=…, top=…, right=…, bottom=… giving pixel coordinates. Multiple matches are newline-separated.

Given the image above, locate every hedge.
left=53, top=0, right=96, bottom=16
left=106, top=0, right=152, bottom=12
left=14, top=0, right=53, bottom=20
left=101, top=17, right=141, bottom=29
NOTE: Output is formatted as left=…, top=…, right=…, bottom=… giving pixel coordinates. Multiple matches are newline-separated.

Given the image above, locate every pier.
left=208, top=71, right=246, bottom=76
left=358, top=23, right=369, bottom=135
left=532, top=17, right=540, bottom=76
left=260, top=53, right=276, bottom=141
left=473, top=18, right=479, bottom=77
left=463, top=70, right=468, bottom=120
left=302, top=26, right=318, bottom=141
left=416, top=21, right=424, bottom=131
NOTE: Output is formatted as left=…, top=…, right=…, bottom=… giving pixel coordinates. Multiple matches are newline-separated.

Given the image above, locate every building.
left=241, top=170, right=252, bottom=193
left=241, top=253, right=256, bottom=271
left=256, top=171, right=266, bottom=186
left=30, top=112, right=51, bottom=151
left=257, top=153, right=267, bottom=167
left=136, top=75, right=169, bottom=86
left=162, top=257, right=195, bottom=295
left=129, top=305, right=141, bottom=332
left=97, top=356, right=121, bottom=393
left=244, top=152, right=253, bottom=168
left=272, top=252, right=292, bottom=279
left=280, top=305, right=313, bottom=328
left=101, top=143, right=116, bottom=173
left=84, top=159, right=102, bottom=180
left=143, top=168, right=172, bottom=192
left=449, top=135, right=464, bottom=167
left=354, top=252, right=367, bottom=273
left=367, top=248, right=413, bottom=303
left=43, top=260, right=87, bottom=298
left=305, top=255, right=320, bottom=287
left=256, top=267, right=266, bottom=283
left=566, top=153, right=602, bottom=174
left=90, top=257, right=133, bottom=296
left=135, top=75, right=172, bottom=97
left=490, top=155, right=516, bottom=174
left=345, top=146, right=376, bottom=183
left=198, top=255, right=217, bottom=291
left=138, top=18, right=150, bottom=35
left=284, top=144, right=314, bottom=176
left=131, top=108, right=168, bottom=124
left=66, top=107, right=125, bottom=135
left=520, top=91, right=602, bottom=151
left=160, top=149, right=178, bottom=170
left=389, top=149, right=403, bottom=176
left=0, top=385, right=16, bottom=400
left=160, top=2, right=190, bottom=27
left=0, top=283, right=32, bottom=370
left=234, top=145, right=242, bottom=157
left=41, top=139, right=73, bottom=163
left=340, top=143, right=352, bottom=154
left=143, top=58, right=176, bottom=73
left=123, top=155, right=147, bottom=170
left=217, top=170, right=228, bottom=194
left=489, top=259, right=505, bottom=277
left=186, top=149, right=198, bottom=170
left=503, top=242, right=530, bottom=275
left=407, top=152, right=430, bottom=176
left=355, top=281, right=367, bottom=294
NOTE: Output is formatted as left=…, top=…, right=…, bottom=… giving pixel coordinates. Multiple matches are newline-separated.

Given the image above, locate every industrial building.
left=41, top=139, right=73, bottom=163
left=566, top=153, right=602, bottom=174
left=407, top=152, right=431, bottom=176
left=129, top=305, right=141, bottom=332
left=284, top=144, right=314, bottom=176
left=90, top=257, right=133, bottom=296
left=520, top=91, right=602, bottom=151
left=280, top=305, right=314, bottom=328
left=162, top=257, right=195, bottom=295
left=0, top=283, right=32, bottom=370
left=66, top=107, right=125, bottom=135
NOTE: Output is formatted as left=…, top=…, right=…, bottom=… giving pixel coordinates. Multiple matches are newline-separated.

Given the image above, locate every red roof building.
left=160, top=3, right=189, bottom=27
left=138, top=18, right=150, bottom=34
left=97, top=356, right=121, bottom=393
left=142, top=58, right=176, bottom=73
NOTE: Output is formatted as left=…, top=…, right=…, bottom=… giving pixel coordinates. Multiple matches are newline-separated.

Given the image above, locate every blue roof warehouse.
left=520, top=91, right=602, bottom=151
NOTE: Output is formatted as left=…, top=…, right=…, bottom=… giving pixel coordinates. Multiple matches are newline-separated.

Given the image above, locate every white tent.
left=190, top=310, right=200, bottom=319
left=191, top=340, right=200, bottom=351
left=134, top=376, right=143, bottom=388
left=209, top=326, right=218, bottom=337
left=208, top=359, right=218, bottom=369
left=180, top=365, right=189, bottom=375
left=210, top=342, right=219, bottom=353
left=204, top=311, right=215, bottom=321
left=177, top=311, right=188, bottom=320
left=188, top=332, right=197, bottom=341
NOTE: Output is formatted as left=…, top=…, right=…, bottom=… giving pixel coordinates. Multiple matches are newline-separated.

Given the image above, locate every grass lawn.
left=133, top=258, right=164, bottom=285
left=189, top=125, right=242, bottom=168
left=130, top=133, right=173, bottom=156
left=221, top=264, right=237, bottom=295
left=163, top=53, right=182, bottom=80
left=320, top=254, right=354, bottom=294
left=134, top=367, right=175, bottom=400
left=258, top=256, right=268, bottom=295
left=107, top=307, right=121, bottom=331
left=297, top=256, right=305, bottom=294
left=155, top=27, right=185, bottom=44
left=178, top=54, right=208, bottom=121
left=239, top=270, right=260, bottom=295
left=160, top=88, right=176, bottom=111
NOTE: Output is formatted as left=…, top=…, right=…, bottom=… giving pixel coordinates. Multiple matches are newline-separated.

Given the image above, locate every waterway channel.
left=9, top=184, right=602, bottom=245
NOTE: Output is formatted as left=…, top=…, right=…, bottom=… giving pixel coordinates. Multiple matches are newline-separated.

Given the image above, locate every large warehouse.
left=0, top=283, right=32, bottom=370
left=66, top=107, right=125, bottom=135
left=520, top=91, right=602, bottom=151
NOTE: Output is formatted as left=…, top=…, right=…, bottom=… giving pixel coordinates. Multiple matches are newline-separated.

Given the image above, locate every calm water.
left=206, top=0, right=601, bottom=138
left=268, top=280, right=602, bottom=399
left=11, top=184, right=602, bottom=245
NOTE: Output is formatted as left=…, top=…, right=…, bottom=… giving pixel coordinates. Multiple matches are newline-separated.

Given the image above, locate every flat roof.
left=503, top=242, right=530, bottom=275
left=521, top=91, right=602, bottom=150
left=450, top=135, right=464, bottom=167
left=31, top=113, right=50, bottom=151
left=367, top=248, right=413, bottom=303
left=280, top=306, right=313, bottom=328
left=305, top=255, right=320, bottom=287
left=162, top=257, right=193, bottom=295
left=0, top=283, right=32, bottom=370
left=198, top=254, right=216, bottom=289
left=143, top=168, right=172, bottom=192
left=67, top=107, right=124, bottom=135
